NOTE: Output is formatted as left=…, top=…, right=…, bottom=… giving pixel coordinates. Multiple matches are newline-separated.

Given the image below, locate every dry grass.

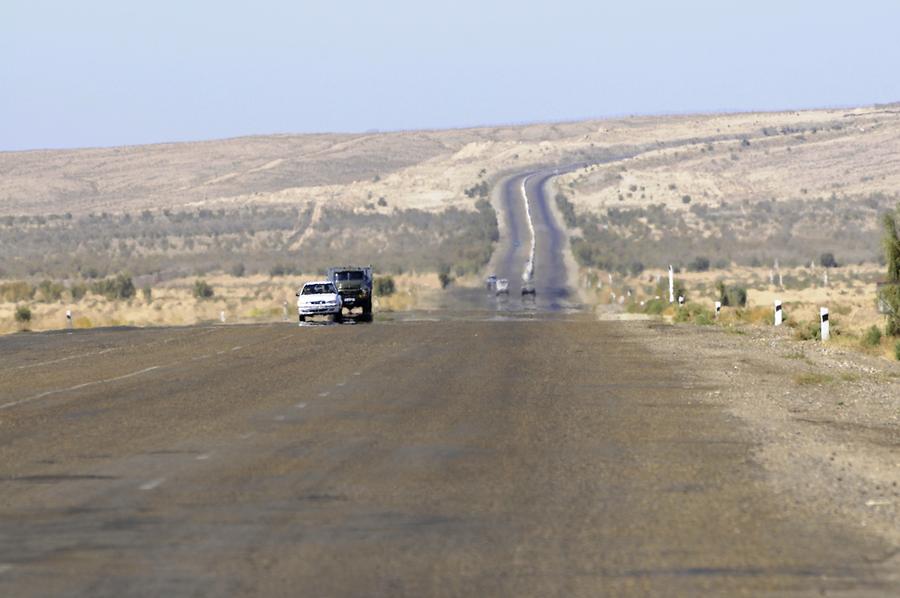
left=0, top=273, right=442, bottom=334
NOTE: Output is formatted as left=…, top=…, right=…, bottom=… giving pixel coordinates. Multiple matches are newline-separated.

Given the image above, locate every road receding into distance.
left=0, top=167, right=896, bottom=596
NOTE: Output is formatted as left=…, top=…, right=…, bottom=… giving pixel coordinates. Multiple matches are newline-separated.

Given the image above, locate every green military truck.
left=328, top=266, right=374, bottom=320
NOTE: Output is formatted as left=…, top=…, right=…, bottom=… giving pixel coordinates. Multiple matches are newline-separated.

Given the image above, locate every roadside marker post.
left=220, top=310, right=226, bottom=324
left=678, top=296, right=684, bottom=307
left=820, top=307, right=830, bottom=341
left=65, top=310, right=72, bottom=330
left=774, top=300, right=783, bottom=326
left=714, top=301, right=721, bottom=319
left=668, top=265, right=674, bottom=303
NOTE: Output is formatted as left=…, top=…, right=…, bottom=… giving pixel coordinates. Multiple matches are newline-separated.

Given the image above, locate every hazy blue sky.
left=3, top=1, right=900, bottom=150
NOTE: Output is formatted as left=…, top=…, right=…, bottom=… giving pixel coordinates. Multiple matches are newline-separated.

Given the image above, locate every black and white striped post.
left=714, top=301, right=721, bottom=319
left=668, top=265, right=675, bottom=303
left=820, top=307, right=830, bottom=341
left=774, top=300, right=783, bottom=326
left=678, top=295, right=684, bottom=307
left=65, top=309, right=72, bottom=330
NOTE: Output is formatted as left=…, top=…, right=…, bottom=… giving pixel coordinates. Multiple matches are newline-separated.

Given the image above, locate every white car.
left=495, top=278, right=510, bottom=295
left=296, top=281, right=343, bottom=323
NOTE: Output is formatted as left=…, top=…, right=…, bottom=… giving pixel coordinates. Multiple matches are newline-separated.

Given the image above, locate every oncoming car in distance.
left=296, top=281, right=343, bottom=323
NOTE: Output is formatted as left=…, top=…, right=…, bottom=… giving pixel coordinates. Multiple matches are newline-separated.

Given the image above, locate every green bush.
left=14, top=304, right=32, bottom=324
left=819, top=252, right=839, bottom=268
left=555, top=193, right=577, bottom=228
left=374, top=275, right=396, bottom=296
left=91, top=273, right=135, bottom=301
left=643, top=298, right=666, bottom=315
left=717, top=281, right=747, bottom=307
left=70, top=283, right=87, bottom=301
left=674, top=302, right=714, bottom=325
left=861, top=325, right=882, bottom=347
left=142, top=285, right=153, bottom=302
left=37, top=279, right=65, bottom=302
left=688, top=256, right=710, bottom=272
left=193, top=279, right=214, bottom=299
left=895, top=340, right=900, bottom=361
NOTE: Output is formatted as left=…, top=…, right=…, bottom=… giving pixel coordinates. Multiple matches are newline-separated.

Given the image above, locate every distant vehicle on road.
left=486, top=275, right=497, bottom=291
left=496, top=278, right=509, bottom=295
left=521, top=284, right=536, bottom=298
left=296, top=281, right=342, bottom=323
left=328, top=266, right=374, bottom=321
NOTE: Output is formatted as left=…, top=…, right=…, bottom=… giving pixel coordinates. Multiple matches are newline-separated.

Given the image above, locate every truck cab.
left=328, top=266, right=374, bottom=320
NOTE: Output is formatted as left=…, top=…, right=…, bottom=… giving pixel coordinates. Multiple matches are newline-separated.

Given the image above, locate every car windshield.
left=334, top=271, right=365, bottom=281
left=301, top=283, right=336, bottom=295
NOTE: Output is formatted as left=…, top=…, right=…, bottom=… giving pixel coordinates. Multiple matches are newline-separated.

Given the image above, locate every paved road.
left=0, top=318, right=894, bottom=596
left=492, top=168, right=579, bottom=311
left=0, top=166, right=896, bottom=595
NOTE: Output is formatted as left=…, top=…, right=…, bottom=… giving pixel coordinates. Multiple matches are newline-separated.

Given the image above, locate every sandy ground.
left=622, top=315, right=900, bottom=552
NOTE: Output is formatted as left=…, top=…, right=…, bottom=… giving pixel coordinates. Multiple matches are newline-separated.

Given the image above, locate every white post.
left=774, top=300, right=783, bottom=326
left=678, top=295, right=684, bottom=307
left=778, top=271, right=783, bottom=288
left=220, top=310, right=226, bottom=324
left=282, top=301, right=289, bottom=321
left=769, top=270, right=774, bottom=285
left=714, top=301, right=721, bottom=319
left=823, top=269, right=829, bottom=287
left=668, top=265, right=675, bottom=303
left=820, top=307, right=829, bottom=341
left=66, top=309, right=73, bottom=330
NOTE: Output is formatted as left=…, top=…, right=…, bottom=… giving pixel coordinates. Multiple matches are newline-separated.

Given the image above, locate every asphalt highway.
left=493, top=169, right=578, bottom=311
left=0, top=317, right=894, bottom=596
left=0, top=167, right=895, bottom=596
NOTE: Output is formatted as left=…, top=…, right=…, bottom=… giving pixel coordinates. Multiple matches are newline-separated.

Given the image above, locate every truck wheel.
left=332, top=312, right=343, bottom=324
left=298, top=315, right=306, bottom=323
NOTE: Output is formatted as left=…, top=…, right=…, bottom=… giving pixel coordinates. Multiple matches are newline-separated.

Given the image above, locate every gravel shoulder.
left=628, top=319, right=900, bottom=553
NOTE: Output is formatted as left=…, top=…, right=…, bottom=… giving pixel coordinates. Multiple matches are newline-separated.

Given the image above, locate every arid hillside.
left=1, top=104, right=898, bottom=281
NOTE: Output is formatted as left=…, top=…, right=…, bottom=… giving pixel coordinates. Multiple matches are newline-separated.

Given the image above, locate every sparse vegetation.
left=91, top=274, right=136, bottom=301
left=794, top=372, right=834, bottom=385
left=438, top=264, right=453, bottom=289
left=716, top=281, right=747, bottom=307
left=374, top=276, right=396, bottom=297
left=881, top=210, right=900, bottom=335
left=820, top=252, right=839, bottom=268
left=193, top=279, right=214, bottom=300
left=688, top=256, right=710, bottom=272
left=555, top=193, right=577, bottom=228
left=861, top=325, right=882, bottom=348
left=14, top=305, right=32, bottom=325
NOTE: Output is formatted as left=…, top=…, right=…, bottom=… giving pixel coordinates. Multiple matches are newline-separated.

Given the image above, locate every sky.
left=2, top=0, right=900, bottom=151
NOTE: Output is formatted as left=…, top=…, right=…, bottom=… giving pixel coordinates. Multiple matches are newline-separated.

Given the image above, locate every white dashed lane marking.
left=295, top=402, right=307, bottom=409
left=139, top=478, right=165, bottom=491
left=336, top=382, right=346, bottom=387
left=274, top=415, right=286, bottom=422
left=318, top=392, right=330, bottom=398
left=0, top=564, right=12, bottom=575
left=0, top=366, right=161, bottom=411
left=196, top=453, right=211, bottom=461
